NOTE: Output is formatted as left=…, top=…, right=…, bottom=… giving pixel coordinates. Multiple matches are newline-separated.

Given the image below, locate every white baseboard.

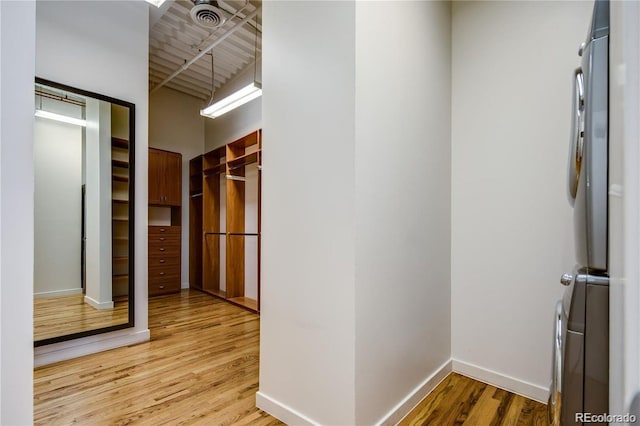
left=256, top=360, right=452, bottom=426
left=378, top=359, right=452, bottom=425
left=34, top=288, right=82, bottom=298
left=452, top=359, right=549, bottom=403
left=258, top=359, right=548, bottom=423
left=256, top=391, right=321, bottom=426
left=84, top=295, right=114, bottom=310
left=34, top=328, right=150, bottom=367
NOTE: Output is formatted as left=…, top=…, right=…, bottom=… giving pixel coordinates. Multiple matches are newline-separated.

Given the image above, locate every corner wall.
left=451, top=0, right=592, bottom=401
left=609, top=0, right=640, bottom=416
left=204, top=97, right=261, bottom=150
left=354, top=1, right=452, bottom=424
left=258, top=2, right=357, bottom=424
left=0, top=1, right=35, bottom=423
left=34, top=0, right=149, bottom=365
left=149, top=87, right=205, bottom=288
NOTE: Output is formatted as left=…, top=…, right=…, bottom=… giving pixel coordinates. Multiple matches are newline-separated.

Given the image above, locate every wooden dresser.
left=148, top=148, right=182, bottom=297
left=148, top=225, right=181, bottom=296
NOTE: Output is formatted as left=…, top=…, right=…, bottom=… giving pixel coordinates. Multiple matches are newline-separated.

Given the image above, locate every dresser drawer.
left=149, top=264, right=180, bottom=279
left=149, top=226, right=180, bottom=236
left=148, top=243, right=180, bottom=256
left=148, top=255, right=180, bottom=267
left=148, top=234, right=180, bottom=245
left=148, top=277, right=180, bottom=296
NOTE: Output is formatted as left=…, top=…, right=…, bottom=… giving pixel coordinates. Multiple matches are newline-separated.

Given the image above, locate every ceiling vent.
left=190, top=0, right=227, bottom=29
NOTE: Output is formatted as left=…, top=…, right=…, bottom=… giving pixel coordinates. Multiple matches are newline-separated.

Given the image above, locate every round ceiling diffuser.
left=190, top=1, right=227, bottom=29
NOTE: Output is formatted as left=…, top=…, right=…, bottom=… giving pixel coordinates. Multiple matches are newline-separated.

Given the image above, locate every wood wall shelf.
left=112, top=159, right=129, bottom=169
left=112, top=137, right=129, bottom=149
left=190, top=130, right=262, bottom=313
left=227, top=151, right=259, bottom=171
left=112, top=173, right=129, bottom=182
left=203, top=163, right=226, bottom=175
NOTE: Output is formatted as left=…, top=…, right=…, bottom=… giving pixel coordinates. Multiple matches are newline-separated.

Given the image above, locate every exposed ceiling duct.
left=190, top=0, right=227, bottom=29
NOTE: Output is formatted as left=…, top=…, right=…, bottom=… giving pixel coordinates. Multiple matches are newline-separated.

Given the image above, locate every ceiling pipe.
left=150, top=5, right=261, bottom=95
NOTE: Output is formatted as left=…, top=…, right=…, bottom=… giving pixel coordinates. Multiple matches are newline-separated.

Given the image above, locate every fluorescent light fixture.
left=35, top=110, right=87, bottom=127
left=200, top=82, right=262, bottom=119
left=145, top=0, right=166, bottom=7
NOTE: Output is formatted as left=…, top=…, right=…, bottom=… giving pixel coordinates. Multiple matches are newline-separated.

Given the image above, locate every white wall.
left=34, top=0, right=149, bottom=365
left=203, top=57, right=262, bottom=151
left=258, top=2, right=357, bottom=424
left=354, top=2, right=451, bottom=424
left=609, top=0, right=640, bottom=416
left=34, top=115, right=82, bottom=297
left=149, top=86, right=205, bottom=288
left=451, top=1, right=592, bottom=401
left=204, top=97, right=261, bottom=151
left=0, top=1, right=35, bottom=423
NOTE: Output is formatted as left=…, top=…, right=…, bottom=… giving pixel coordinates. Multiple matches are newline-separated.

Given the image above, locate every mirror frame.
left=34, top=77, right=135, bottom=347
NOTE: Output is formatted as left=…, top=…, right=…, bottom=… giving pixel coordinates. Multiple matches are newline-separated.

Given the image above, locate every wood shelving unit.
left=190, top=130, right=262, bottom=312
left=112, top=137, right=130, bottom=299
left=189, top=155, right=203, bottom=291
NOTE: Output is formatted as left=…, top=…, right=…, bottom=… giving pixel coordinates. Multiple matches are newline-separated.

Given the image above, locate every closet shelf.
left=112, top=199, right=129, bottom=204
left=112, top=173, right=129, bottom=182
left=113, top=256, right=128, bottom=263
left=112, top=217, right=129, bottom=222
left=112, top=138, right=129, bottom=149
left=112, top=159, right=129, bottom=169
left=203, top=163, right=226, bottom=175
left=227, top=151, right=260, bottom=171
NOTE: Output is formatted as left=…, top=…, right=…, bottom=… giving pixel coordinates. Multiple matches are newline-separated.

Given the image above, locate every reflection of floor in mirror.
left=33, top=294, right=128, bottom=342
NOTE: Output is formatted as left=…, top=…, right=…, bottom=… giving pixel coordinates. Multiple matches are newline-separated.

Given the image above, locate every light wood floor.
left=34, top=290, right=279, bottom=425
left=34, top=294, right=129, bottom=342
left=35, top=290, right=548, bottom=425
left=401, top=372, right=548, bottom=425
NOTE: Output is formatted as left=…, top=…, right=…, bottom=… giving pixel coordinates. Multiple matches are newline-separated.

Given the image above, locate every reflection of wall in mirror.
left=34, top=99, right=83, bottom=298
left=84, top=99, right=113, bottom=309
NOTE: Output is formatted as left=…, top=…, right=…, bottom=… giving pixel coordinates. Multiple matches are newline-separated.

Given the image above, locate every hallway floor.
left=34, top=290, right=547, bottom=425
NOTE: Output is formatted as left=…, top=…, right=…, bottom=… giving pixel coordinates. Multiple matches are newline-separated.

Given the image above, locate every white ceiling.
left=149, top=0, right=262, bottom=102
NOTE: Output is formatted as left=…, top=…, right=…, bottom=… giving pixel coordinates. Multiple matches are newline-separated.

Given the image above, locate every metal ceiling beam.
left=150, top=5, right=261, bottom=95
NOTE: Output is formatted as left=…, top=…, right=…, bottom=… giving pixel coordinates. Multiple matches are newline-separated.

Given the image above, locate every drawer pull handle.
left=159, top=237, right=166, bottom=241
left=160, top=228, right=166, bottom=232
left=159, top=259, right=165, bottom=263
left=159, top=248, right=165, bottom=252
left=159, top=272, right=165, bottom=276
left=159, top=285, right=165, bottom=289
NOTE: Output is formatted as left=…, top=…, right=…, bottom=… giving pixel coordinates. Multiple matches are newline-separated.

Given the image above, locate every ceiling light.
left=200, top=82, right=262, bottom=119
left=35, top=110, right=87, bottom=127
left=146, top=0, right=166, bottom=7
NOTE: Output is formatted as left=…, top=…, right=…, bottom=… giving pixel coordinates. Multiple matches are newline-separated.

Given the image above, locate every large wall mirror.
left=34, top=78, right=135, bottom=347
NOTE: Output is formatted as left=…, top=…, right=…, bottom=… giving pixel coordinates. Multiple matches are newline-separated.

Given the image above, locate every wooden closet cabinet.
left=148, top=148, right=182, bottom=297
left=149, top=148, right=182, bottom=206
